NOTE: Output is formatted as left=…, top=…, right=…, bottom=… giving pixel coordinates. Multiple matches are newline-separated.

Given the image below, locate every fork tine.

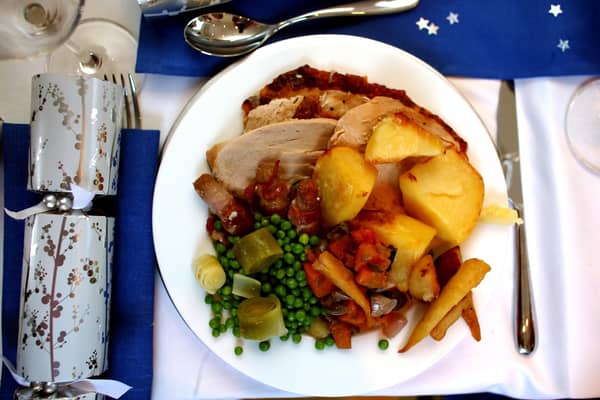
left=119, top=73, right=132, bottom=129
left=127, top=73, right=142, bottom=129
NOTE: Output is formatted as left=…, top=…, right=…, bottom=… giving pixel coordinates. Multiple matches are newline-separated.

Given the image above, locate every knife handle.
left=515, top=205, right=536, bottom=355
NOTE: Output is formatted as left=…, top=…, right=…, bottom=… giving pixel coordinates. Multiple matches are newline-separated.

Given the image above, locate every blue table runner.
left=136, top=0, right=600, bottom=79
left=1, top=124, right=158, bottom=399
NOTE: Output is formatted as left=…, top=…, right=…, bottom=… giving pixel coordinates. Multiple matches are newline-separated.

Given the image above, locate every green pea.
left=291, top=243, right=304, bottom=254
left=254, top=212, right=263, bottom=221
left=234, top=346, right=243, bottom=356
left=262, top=282, right=272, bottom=294
left=287, top=230, right=297, bottom=240
left=254, top=222, right=262, bottom=229
left=270, top=214, right=281, bottom=225
left=283, top=244, right=292, bottom=253
left=378, top=339, right=390, bottom=350
left=275, top=269, right=286, bottom=280
left=209, top=317, right=221, bottom=329
left=309, top=306, right=321, bottom=317
left=211, top=328, right=220, bottom=337
left=229, top=260, right=240, bottom=270
left=225, top=318, right=235, bottom=329
left=293, top=298, right=303, bottom=309
left=214, top=220, right=223, bottom=231
left=280, top=334, right=290, bottom=341
left=275, top=284, right=287, bottom=297
left=214, top=242, right=227, bottom=254
left=309, top=235, right=320, bottom=246
left=281, top=220, right=292, bottom=231
left=285, top=294, right=296, bottom=306
left=286, top=278, right=298, bottom=289
left=228, top=236, right=240, bottom=244
left=259, top=341, right=271, bottom=352
left=276, top=230, right=286, bottom=239
left=292, top=333, right=302, bottom=344
left=226, top=249, right=236, bottom=259
left=295, top=310, right=306, bottom=322
left=298, top=233, right=309, bottom=245
left=299, top=252, right=308, bottom=262
left=204, top=294, right=214, bottom=304
left=286, top=267, right=295, bottom=277
left=232, top=326, right=241, bottom=337
left=221, top=285, right=232, bottom=296
left=315, top=339, right=325, bottom=350
left=295, top=270, right=306, bottom=281
left=267, top=225, right=277, bottom=234
left=325, top=336, right=335, bottom=347
left=211, top=302, right=223, bottom=314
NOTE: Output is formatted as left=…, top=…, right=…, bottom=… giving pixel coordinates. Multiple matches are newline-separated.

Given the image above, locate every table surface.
left=2, top=1, right=600, bottom=399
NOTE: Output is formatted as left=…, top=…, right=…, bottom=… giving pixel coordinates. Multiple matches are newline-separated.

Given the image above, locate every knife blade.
left=496, top=81, right=536, bottom=355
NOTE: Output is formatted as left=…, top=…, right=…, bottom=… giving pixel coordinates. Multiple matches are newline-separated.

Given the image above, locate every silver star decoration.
left=427, top=23, right=439, bottom=35
left=446, top=12, right=459, bottom=25
left=416, top=17, right=430, bottom=30
left=557, top=39, right=570, bottom=52
left=549, top=4, right=562, bottom=17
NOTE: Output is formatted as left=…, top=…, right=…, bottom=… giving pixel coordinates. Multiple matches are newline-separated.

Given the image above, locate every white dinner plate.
left=153, top=34, right=511, bottom=396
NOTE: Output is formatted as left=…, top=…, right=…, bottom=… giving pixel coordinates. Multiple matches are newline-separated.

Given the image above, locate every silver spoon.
left=184, top=0, right=420, bottom=57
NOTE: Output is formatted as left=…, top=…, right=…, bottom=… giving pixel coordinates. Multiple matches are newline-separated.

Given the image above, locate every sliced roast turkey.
left=207, top=118, right=337, bottom=196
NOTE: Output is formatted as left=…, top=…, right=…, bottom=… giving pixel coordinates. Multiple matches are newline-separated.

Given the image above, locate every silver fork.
left=104, top=73, right=141, bottom=129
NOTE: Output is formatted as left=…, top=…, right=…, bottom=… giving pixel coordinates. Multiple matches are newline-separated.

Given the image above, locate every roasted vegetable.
left=399, top=258, right=491, bottom=352
left=238, top=296, right=288, bottom=341
left=312, top=251, right=374, bottom=327
left=193, top=254, right=226, bottom=294
left=232, top=273, right=261, bottom=298
left=233, top=227, right=283, bottom=274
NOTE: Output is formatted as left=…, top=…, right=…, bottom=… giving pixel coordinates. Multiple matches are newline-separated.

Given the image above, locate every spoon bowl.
left=184, top=0, right=420, bottom=57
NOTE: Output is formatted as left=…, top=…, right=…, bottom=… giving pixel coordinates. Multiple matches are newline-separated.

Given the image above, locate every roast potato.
left=314, top=146, right=377, bottom=227
left=399, top=149, right=484, bottom=246
left=365, top=113, right=445, bottom=163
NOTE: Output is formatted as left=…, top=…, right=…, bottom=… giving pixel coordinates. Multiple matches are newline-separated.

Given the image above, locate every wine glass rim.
left=564, top=76, right=600, bottom=175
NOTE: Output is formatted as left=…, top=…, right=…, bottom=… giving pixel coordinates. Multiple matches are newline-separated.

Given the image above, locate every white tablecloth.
left=1, top=1, right=600, bottom=399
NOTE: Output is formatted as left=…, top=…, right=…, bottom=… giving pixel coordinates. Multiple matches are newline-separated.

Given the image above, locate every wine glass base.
left=565, top=77, right=600, bottom=174
left=47, top=18, right=144, bottom=89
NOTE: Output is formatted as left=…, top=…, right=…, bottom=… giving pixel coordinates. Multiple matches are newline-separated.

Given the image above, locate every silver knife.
left=496, top=82, right=536, bottom=355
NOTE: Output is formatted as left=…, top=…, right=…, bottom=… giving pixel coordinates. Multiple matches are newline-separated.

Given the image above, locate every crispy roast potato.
left=365, top=113, right=445, bottom=163
left=399, top=258, right=491, bottom=352
left=314, top=146, right=377, bottom=227
left=399, top=149, right=484, bottom=246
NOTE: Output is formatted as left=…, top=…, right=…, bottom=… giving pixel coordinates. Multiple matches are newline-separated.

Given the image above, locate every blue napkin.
left=136, top=0, right=600, bottom=79
left=1, top=124, right=158, bottom=399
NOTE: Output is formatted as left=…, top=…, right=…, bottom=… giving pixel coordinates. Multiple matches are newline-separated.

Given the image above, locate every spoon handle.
left=281, top=0, right=420, bottom=29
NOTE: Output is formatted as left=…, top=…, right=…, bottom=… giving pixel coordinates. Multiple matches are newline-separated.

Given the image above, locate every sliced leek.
left=193, top=254, right=226, bottom=294
left=232, top=273, right=262, bottom=298
left=233, top=227, right=283, bottom=274
left=238, top=296, right=288, bottom=341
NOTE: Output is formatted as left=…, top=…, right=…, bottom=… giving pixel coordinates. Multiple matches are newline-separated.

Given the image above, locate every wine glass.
left=0, top=0, right=84, bottom=60
left=565, top=77, right=600, bottom=174
left=46, top=18, right=143, bottom=88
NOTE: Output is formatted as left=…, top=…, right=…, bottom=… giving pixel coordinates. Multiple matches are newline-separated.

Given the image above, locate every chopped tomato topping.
left=355, top=268, right=389, bottom=289
left=303, top=262, right=335, bottom=298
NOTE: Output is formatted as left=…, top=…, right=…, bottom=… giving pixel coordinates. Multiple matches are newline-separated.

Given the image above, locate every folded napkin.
left=136, top=0, right=600, bottom=79
left=1, top=124, right=159, bottom=399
